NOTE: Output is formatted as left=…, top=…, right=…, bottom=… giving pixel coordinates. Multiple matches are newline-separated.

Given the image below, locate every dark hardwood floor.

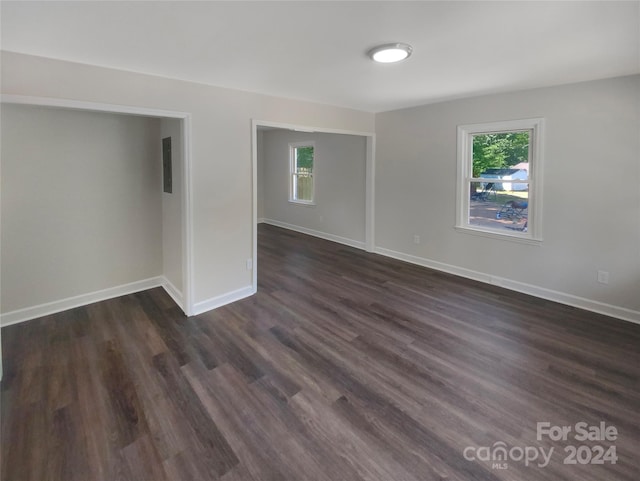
left=2, top=223, right=639, bottom=481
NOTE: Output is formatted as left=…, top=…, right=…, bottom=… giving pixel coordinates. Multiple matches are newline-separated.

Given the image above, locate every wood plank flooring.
left=2, top=223, right=639, bottom=481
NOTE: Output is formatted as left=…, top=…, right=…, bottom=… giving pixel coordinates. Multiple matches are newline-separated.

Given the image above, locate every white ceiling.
left=2, top=1, right=639, bottom=113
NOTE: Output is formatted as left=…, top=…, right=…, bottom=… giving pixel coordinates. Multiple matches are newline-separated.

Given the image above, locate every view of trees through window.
left=472, top=132, right=529, bottom=176
left=292, top=145, right=314, bottom=202
left=296, top=146, right=314, bottom=170
left=470, top=131, right=530, bottom=232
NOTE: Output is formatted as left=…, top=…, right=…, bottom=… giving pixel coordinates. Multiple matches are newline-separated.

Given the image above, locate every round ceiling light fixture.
left=368, top=43, right=413, bottom=63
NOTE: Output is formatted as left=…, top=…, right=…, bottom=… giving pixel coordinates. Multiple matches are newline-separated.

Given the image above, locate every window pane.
left=470, top=189, right=528, bottom=232
left=472, top=131, right=529, bottom=179
left=458, top=119, right=542, bottom=241
left=469, top=130, right=530, bottom=232
left=294, top=174, right=313, bottom=202
left=292, top=145, right=314, bottom=202
left=295, top=146, right=314, bottom=171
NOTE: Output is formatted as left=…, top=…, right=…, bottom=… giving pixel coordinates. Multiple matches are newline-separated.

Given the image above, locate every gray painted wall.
left=1, top=104, right=163, bottom=313
left=375, top=75, right=640, bottom=313
left=257, top=129, right=265, bottom=221
left=160, top=118, right=183, bottom=295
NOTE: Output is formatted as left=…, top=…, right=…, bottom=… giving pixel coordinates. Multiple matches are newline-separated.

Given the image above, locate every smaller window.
left=289, top=142, right=315, bottom=204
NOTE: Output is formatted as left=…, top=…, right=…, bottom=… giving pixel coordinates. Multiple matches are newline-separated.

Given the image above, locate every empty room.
left=1, top=2, right=639, bottom=481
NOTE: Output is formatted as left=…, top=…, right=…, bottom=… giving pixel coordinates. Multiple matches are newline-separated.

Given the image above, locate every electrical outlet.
left=246, top=258, right=253, bottom=270
left=413, top=234, right=420, bottom=244
left=319, top=215, right=324, bottom=222
left=597, top=270, right=609, bottom=285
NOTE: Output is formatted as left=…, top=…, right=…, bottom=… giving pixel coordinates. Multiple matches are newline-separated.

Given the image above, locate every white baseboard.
left=192, top=285, right=255, bottom=316
left=257, top=217, right=266, bottom=224
left=160, top=277, right=184, bottom=311
left=374, top=247, right=640, bottom=325
left=262, top=218, right=366, bottom=250
left=0, top=276, right=165, bottom=327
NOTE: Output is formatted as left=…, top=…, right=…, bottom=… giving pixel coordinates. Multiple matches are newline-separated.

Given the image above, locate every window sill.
left=454, top=225, right=542, bottom=245
left=288, top=200, right=316, bottom=207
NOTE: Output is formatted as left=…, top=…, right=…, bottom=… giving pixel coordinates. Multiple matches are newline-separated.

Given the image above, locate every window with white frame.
left=456, top=118, right=544, bottom=242
left=289, top=142, right=315, bottom=204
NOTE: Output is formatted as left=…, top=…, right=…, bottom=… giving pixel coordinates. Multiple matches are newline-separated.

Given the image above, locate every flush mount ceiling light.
left=368, top=43, right=413, bottom=63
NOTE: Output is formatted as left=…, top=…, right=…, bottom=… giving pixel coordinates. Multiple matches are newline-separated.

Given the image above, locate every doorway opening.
left=251, top=120, right=375, bottom=293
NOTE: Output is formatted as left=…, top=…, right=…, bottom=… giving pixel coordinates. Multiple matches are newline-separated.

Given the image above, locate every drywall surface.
left=261, top=129, right=367, bottom=244
left=160, top=118, right=183, bottom=294
left=375, top=75, right=640, bottom=315
left=257, top=129, right=265, bottom=221
left=1, top=104, right=162, bottom=312
left=1, top=52, right=375, bottom=309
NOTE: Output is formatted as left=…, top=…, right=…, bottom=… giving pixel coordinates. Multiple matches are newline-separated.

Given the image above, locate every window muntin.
left=289, top=142, right=315, bottom=203
left=457, top=119, right=544, bottom=242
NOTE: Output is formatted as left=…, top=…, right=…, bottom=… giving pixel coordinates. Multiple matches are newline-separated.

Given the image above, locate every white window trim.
left=456, top=118, right=544, bottom=244
left=289, top=141, right=316, bottom=205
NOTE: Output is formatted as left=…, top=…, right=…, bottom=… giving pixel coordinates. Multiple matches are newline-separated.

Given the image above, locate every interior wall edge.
left=160, top=276, right=184, bottom=311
